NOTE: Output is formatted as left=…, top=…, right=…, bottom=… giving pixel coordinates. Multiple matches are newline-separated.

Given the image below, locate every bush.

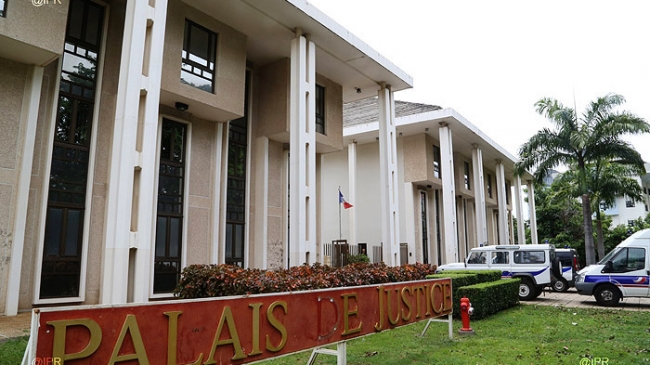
left=427, top=270, right=505, bottom=318
left=347, top=253, right=370, bottom=264
left=175, top=262, right=438, bottom=299
left=456, top=278, right=520, bottom=320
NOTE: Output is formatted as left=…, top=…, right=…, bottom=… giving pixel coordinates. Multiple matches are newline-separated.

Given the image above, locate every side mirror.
left=602, top=260, right=613, bottom=273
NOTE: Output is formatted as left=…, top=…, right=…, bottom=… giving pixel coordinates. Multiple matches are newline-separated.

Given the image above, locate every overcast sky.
left=308, top=0, right=650, bottom=163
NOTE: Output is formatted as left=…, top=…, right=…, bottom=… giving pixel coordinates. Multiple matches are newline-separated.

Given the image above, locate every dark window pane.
left=64, top=209, right=82, bottom=256
left=155, top=217, right=167, bottom=257
left=169, top=218, right=181, bottom=258
left=44, top=208, right=63, bottom=256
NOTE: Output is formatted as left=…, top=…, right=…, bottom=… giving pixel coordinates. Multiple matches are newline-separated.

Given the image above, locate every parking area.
left=528, top=288, right=650, bottom=311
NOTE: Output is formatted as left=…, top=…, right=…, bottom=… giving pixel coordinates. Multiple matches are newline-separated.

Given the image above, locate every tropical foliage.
left=516, top=94, right=649, bottom=264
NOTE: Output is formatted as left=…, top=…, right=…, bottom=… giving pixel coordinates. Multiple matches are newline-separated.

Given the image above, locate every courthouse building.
left=0, top=0, right=536, bottom=316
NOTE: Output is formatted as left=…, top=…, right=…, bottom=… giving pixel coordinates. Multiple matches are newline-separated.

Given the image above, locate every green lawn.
left=2, top=305, right=649, bottom=365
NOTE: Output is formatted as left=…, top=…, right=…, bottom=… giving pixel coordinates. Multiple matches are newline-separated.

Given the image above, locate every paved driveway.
left=526, top=288, right=650, bottom=311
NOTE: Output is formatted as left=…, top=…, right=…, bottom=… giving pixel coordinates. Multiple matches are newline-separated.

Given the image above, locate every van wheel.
left=594, top=285, right=621, bottom=306
left=552, top=279, right=568, bottom=292
left=519, top=278, right=536, bottom=301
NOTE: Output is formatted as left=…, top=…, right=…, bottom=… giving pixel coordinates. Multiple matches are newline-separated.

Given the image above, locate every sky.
left=308, top=0, right=650, bottom=163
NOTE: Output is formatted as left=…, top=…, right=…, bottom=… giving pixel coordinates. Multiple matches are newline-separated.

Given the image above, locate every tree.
left=515, top=94, right=649, bottom=265
left=552, top=161, right=644, bottom=261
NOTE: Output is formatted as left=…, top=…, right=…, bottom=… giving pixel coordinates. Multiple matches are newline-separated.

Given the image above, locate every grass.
left=262, top=305, right=650, bottom=365
left=1, top=305, right=649, bottom=365
left=0, top=336, right=28, bottom=365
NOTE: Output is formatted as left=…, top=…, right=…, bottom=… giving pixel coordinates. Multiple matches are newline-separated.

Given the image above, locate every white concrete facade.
left=0, top=0, right=414, bottom=315
left=320, top=106, right=536, bottom=265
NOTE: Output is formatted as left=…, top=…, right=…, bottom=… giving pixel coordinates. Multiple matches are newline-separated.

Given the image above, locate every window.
left=467, top=251, right=487, bottom=264
left=181, top=20, right=216, bottom=92
left=609, top=247, right=645, bottom=273
left=626, top=196, right=635, bottom=208
left=487, top=174, right=493, bottom=198
left=225, top=72, right=249, bottom=267
left=505, top=182, right=510, bottom=204
left=40, top=0, right=105, bottom=299
left=628, top=220, right=635, bottom=227
left=514, top=251, right=545, bottom=264
left=433, top=145, right=441, bottom=179
left=0, top=0, right=6, bottom=17
left=154, top=119, right=187, bottom=293
left=315, top=84, right=325, bottom=134
left=463, top=161, right=470, bottom=190
left=491, top=251, right=509, bottom=264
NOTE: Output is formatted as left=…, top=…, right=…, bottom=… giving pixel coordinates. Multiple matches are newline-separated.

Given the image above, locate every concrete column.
left=102, top=0, right=168, bottom=303
left=495, top=160, right=509, bottom=244
left=289, top=29, right=316, bottom=266
left=514, top=176, right=526, bottom=244
left=377, top=83, right=400, bottom=266
left=471, top=144, right=487, bottom=247
left=527, top=180, right=539, bottom=245
left=213, top=123, right=227, bottom=264
left=438, top=122, right=458, bottom=263
left=5, top=66, right=43, bottom=315
left=252, top=136, right=269, bottom=268
left=347, top=141, right=357, bottom=246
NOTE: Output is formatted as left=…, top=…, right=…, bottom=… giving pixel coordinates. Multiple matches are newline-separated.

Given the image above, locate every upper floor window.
left=0, top=0, right=6, bottom=17
left=433, top=145, right=441, bottom=179
left=463, top=161, right=470, bottom=190
left=626, top=196, right=635, bottom=208
left=487, top=174, right=493, bottom=198
left=181, top=20, right=216, bottom=93
left=316, top=84, right=325, bottom=134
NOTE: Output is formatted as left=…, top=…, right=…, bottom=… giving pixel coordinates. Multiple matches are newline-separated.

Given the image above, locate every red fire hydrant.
left=458, top=296, right=475, bottom=335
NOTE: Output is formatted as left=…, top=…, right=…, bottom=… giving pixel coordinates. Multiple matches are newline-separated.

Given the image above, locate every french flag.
left=339, top=190, right=353, bottom=209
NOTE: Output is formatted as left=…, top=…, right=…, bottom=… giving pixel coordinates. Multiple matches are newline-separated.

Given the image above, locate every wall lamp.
left=175, top=102, right=189, bottom=111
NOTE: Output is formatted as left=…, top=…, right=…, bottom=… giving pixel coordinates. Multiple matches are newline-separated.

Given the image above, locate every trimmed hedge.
left=427, top=272, right=497, bottom=317
left=174, top=262, right=437, bottom=299
left=456, top=278, right=520, bottom=319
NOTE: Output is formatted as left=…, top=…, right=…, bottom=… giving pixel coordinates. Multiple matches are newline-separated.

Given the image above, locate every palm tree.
left=515, top=94, right=649, bottom=265
left=553, top=161, right=645, bottom=260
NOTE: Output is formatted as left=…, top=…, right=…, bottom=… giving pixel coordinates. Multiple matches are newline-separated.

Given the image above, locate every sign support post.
left=307, top=342, right=347, bottom=365
left=420, top=313, right=454, bottom=339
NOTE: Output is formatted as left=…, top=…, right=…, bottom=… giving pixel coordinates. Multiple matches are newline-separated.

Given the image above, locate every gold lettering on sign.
left=164, top=311, right=203, bottom=365
left=266, top=301, right=287, bottom=352
left=431, top=283, right=443, bottom=314
left=443, top=282, right=453, bottom=311
left=341, top=293, right=362, bottom=336
left=108, top=315, right=150, bottom=365
left=248, top=303, right=263, bottom=356
left=205, top=306, right=246, bottom=363
left=412, top=285, right=424, bottom=318
left=400, top=286, right=413, bottom=321
left=48, top=318, right=102, bottom=362
left=374, top=286, right=385, bottom=331
left=386, top=288, right=400, bottom=325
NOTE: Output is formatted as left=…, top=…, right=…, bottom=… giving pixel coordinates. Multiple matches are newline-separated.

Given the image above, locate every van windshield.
left=598, top=247, right=621, bottom=265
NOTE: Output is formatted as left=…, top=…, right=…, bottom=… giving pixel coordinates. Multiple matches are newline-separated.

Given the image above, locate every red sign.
left=32, top=278, right=452, bottom=364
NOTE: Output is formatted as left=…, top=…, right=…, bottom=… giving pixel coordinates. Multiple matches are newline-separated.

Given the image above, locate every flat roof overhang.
left=181, top=0, right=413, bottom=102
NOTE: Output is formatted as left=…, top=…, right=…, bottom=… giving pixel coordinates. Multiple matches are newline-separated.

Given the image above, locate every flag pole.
left=338, top=187, right=342, bottom=240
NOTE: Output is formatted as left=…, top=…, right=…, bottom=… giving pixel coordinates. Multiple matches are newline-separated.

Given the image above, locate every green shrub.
left=347, top=253, right=370, bottom=264
left=456, top=278, right=520, bottom=320
left=427, top=270, right=505, bottom=317
left=175, top=262, right=437, bottom=299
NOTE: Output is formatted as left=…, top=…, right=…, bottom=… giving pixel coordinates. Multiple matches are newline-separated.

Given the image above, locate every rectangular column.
left=347, top=142, right=357, bottom=246
left=471, top=145, right=487, bottom=246
left=5, top=66, right=43, bottom=315
left=377, top=84, right=400, bottom=266
left=495, top=160, right=510, bottom=244
left=527, top=180, right=539, bottom=245
left=514, top=176, right=526, bottom=244
left=289, top=30, right=316, bottom=266
left=438, top=122, right=458, bottom=263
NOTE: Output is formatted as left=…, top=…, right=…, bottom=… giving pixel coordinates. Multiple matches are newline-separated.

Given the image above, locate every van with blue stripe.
left=576, top=229, right=650, bottom=306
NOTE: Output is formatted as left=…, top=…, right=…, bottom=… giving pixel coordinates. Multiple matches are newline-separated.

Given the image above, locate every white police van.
left=575, top=229, right=650, bottom=306
left=437, top=244, right=562, bottom=300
